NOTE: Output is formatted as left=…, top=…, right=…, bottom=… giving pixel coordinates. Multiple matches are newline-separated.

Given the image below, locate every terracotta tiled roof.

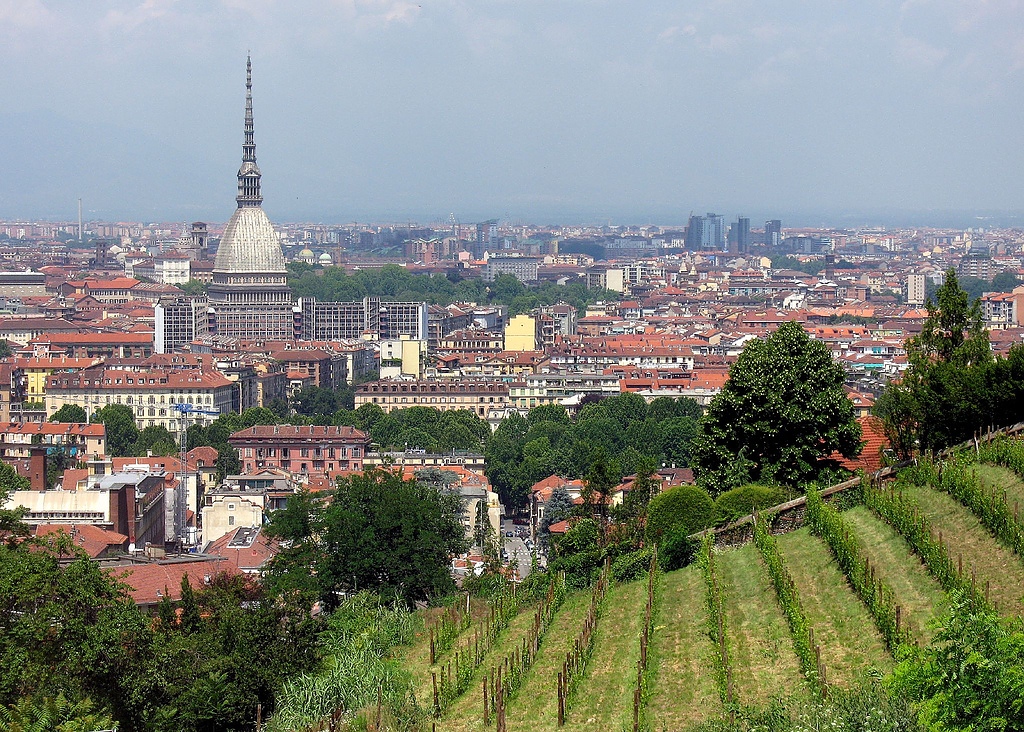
left=204, top=526, right=278, bottom=571
left=0, top=422, right=105, bottom=438
left=34, top=524, right=128, bottom=558
left=835, top=416, right=889, bottom=474
left=114, top=559, right=239, bottom=606
left=230, top=425, right=369, bottom=441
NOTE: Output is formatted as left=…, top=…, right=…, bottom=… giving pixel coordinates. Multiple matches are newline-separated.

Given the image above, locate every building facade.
left=297, top=297, right=428, bottom=341
left=229, top=424, right=370, bottom=479
left=45, top=367, right=233, bottom=435
left=155, top=295, right=210, bottom=354
left=355, top=379, right=510, bottom=418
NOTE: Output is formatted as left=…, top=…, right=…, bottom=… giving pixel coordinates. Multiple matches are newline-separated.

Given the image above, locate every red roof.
left=0, top=422, right=105, bottom=438
left=835, top=416, right=889, bottom=474
left=229, top=425, right=369, bottom=441
left=203, top=527, right=278, bottom=571
left=114, top=559, right=239, bottom=606
left=34, top=524, right=128, bottom=558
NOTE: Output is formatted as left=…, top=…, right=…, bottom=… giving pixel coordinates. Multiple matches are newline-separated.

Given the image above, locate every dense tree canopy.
left=691, top=321, right=861, bottom=493
left=485, top=395, right=704, bottom=510
left=287, top=263, right=619, bottom=317
left=265, top=469, right=467, bottom=608
left=90, top=404, right=139, bottom=458
left=49, top=404, right=87, bottom=423
left=874, top=269, right=1018, bottom=456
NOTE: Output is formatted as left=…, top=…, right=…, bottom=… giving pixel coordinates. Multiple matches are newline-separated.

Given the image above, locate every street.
left=501, top=519, right=533, bottom=580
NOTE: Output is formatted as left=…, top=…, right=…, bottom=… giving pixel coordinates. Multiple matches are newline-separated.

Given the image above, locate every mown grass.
left=841, top=505, right=947, bottom=644
left=775, top=527, right=892, bottom=686
left=432, top=597, right=545, bottom=732
left=646, top=564, right=722, bottom=731
left=902, top=482, right=1024, bottom=615
left=562, top=579, right=647, bottom=731
left=499, top=591, right=592, bottom=732
left=974, top=463, right=1024, bottom=514
left=717, top=543, right=807, bottom=707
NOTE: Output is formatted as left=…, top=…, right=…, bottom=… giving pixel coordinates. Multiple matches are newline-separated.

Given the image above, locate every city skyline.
left=2, top=2, right=1024, bottom=226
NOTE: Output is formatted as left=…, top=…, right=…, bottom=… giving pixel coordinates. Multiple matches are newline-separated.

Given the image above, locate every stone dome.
left=213, top=205, right=286, bottom=274
left=318, top=252, right=332, bottom=264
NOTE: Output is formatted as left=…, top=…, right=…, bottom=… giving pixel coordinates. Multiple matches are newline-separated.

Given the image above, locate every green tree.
left=266, top=469, right=466, bottom=608
left=132, top=425, right=178, bottom=457
left=0, top=466, right=29, bottom=542
left=991, top=270, right=1020, bottom=292
left=644, top=484, right=715, bottom=545
left=0, top=341, right=11, bottom=359
left=692, top=321, right=861, bottom=492
left=539, top=486, right=574, bottom=542
left=891, top=596, right=1024, bottom=731
left=179, top=279, right=209, bottom=296
left=91, top=404, right=139, bottom=458
left=48, top=404, right=87, bottom=423
left=876, top=269, right=994, bottom=455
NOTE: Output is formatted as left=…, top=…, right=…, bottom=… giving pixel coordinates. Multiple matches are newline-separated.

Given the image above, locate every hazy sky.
left=2, top=0, right=1024, bottom=226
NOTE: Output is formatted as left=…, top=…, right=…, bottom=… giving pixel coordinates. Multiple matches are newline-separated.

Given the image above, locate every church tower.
left=207, top=56, right=295, bottom=342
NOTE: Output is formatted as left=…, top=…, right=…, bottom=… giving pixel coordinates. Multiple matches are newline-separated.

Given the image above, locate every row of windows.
left=367, top=395, right=504, bottom=405
left=365, top=383, right=507, bottom=394
left=242, top=446, right=361, bottom=459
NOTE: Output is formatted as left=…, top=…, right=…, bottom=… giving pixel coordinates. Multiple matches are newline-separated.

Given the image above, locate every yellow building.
left=14, top=357, right=103, bottom=402
left=504, top=314, right=537, bottom=352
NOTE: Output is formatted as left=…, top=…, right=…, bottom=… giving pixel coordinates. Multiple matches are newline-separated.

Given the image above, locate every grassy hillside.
left=384, top=449, right=1024, bottom=732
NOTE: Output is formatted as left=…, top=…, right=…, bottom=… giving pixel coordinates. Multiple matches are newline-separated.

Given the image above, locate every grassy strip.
left=840, top=507, right=947, bottom=644
left=775, top=528, right=894, bottom=686
left=486, top=575, right=567, bottom=716
left=645, top=565, right=722, bottom=730
left=865, top=470, right=989, bottom=611
left=806, top=485, right=916, bottom=651
left=698, top=534, right=733, bottom=706
left=901, top=482, right=1024, bottom=616
left=500, top=592, right=592, bottom=732
left=634, top=551, right=659, bottom=732
left=435, top=582, right=525, bottom=714
left=929, top=452, right=1024, bottom=561
left=436, top=601, right=554, bottom=732
left=561, top=580, right=648, bottom=731
left=973, top=463, right=1024, bottom=509
left=752, top=514, right=824, bottom=696
left=562, top=561, right=612, bottom=710
left=430, top=592, right=473, bottom=661
left=717, top=543, right=806, bottom=708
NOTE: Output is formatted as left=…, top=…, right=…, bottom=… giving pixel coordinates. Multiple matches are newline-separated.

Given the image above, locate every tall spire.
left=236, top=54, right=263, bottom=208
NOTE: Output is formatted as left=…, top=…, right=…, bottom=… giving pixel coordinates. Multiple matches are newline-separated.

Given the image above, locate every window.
left=228, top=515, right=235, bottom=526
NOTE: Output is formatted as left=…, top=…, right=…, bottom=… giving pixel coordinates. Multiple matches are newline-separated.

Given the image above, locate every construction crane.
left=171, top=403, right=220, bottom=552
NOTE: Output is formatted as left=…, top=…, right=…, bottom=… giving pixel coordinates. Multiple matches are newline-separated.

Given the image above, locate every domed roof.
left=318, top=252, right=332, bottom=263
left=213, top=205, right=286, bottom=274
left=299, top=246, right=315, bottom=256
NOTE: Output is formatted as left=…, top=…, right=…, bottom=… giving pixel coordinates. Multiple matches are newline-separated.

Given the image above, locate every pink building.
left=229, top=424, right=370, bottom=480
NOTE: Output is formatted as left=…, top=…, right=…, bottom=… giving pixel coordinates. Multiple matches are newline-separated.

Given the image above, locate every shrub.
left=714, top=484, right=788, bottom=525
left=611, top=546, right=654, bottom=582
left=554, top=518, right=600, bottom=556
left=660, top=526, right=699, bottom=571
left=645, top=484, right=715, bottom=544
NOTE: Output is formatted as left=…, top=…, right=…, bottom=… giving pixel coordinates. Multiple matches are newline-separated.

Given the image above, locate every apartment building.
left=355, top=379, right=510, bottom=418
left=45, top=367, right=233, bottom=434
left=228, top=424, right=370, bottom=480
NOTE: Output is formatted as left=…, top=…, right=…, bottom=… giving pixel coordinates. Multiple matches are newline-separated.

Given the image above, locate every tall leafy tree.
left=691, top=320, right=861, bottom=492
left=49, top=404, right=87, bottom=423
left=266, top=469, right=466, bottom=608
left=90, top=404, right=139, bottom=458
left=876, top=269, right=994, bottom=455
